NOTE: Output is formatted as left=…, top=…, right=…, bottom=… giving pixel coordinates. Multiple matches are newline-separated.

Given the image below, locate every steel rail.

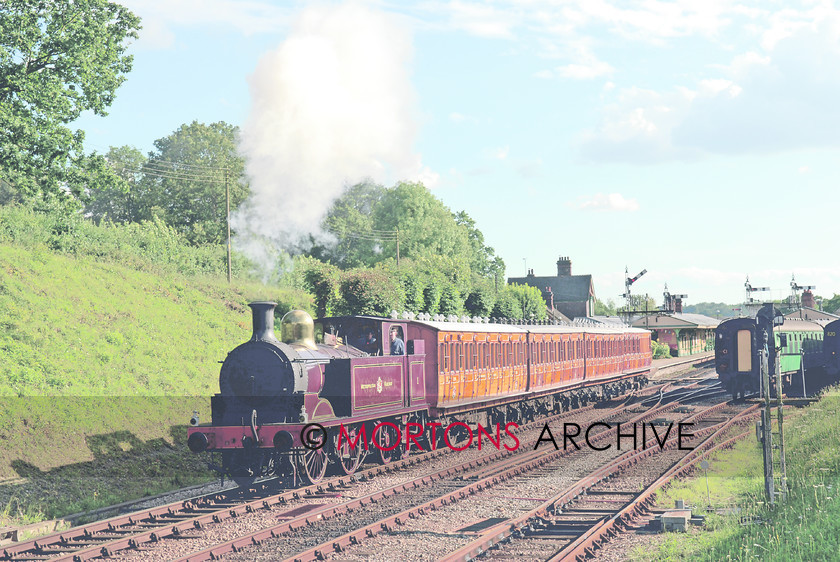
left=164, top=386, right=695, bottom=562
left=552, top=425, right=755, bottom=561
left=206, top=384, right=719, bottom=562
left=8, top=387, right=659, bottom=562
left=2, top=380, right=682, bottom=562
left=437, top=402, right=758, bottom=562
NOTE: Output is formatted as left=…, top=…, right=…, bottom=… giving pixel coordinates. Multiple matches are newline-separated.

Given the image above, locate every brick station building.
left=631, top=312, right=719, bottom=357
left=508, top=256, right=595, bottom=320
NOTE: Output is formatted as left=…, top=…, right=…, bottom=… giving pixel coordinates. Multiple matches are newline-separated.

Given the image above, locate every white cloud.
left=798, top=165, right=810, bottom=174
left=575, top=192, right=639, bottom=212
left=514, top=158, right=543, bottom=178
left=676, top=267, right=746, bottom=287
left=578, top=87, right=702, bottom=163
left=493, top=146, right=509, bottom=160
left=123, top=0, right=292, bottom=47
left=579, top=5, right=840, bottom=161
left=443, top=1, right=517, bottom=39
left=449, top=111, right=482, bottom=125
left=430, top=0, right=737, bottom=43
left=555, top=57, right=613, bottom=80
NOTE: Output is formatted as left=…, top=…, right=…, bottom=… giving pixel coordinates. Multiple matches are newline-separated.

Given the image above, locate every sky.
left=74, top=0, right=840, bottom=308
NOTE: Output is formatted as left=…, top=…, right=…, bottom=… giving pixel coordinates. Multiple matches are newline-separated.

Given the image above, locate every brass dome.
left=281, top=310, right=317, bottom=350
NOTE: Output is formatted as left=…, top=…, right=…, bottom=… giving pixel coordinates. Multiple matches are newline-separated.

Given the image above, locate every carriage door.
left=736, top=329, right=752, bottom=373
left=382, top=322, right=410, bottom=407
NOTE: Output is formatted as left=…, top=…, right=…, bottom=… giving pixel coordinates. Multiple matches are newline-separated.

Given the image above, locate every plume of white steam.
left=234, top=2, right=433, bottom=273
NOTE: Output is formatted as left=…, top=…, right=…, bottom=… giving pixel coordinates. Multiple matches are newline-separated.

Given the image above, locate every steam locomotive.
left=187, top=302, right=652, bottom=486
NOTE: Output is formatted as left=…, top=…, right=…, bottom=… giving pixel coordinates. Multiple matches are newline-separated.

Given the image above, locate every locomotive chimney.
left=249, top=301, right=278, bottom=342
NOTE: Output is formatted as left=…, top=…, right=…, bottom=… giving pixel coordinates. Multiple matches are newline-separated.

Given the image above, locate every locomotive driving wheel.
left=373, top=421, right=402, bottom=464
left=300, top=447, right=328, bottom=484
left=298, top=425, right=328, bottom=484
left=330, top=426, right=365, bottom=475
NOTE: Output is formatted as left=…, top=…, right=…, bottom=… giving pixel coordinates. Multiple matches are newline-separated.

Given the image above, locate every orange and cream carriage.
left=187, top=303, right=651, bottom=486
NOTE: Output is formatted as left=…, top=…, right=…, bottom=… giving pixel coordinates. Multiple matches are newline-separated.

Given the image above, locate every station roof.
left=631, top=312, right=720, bottom=330
left=507, top=274, right=594, bottom=302
left=588, top=315, right=629, bottom=327
left=784, top=307, right=840, bottom=323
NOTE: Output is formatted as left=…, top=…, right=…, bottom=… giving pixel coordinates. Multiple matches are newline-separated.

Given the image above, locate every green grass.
left=632, top=388, right=840, bottom=561
left=0, top=206, right=315, bottom=525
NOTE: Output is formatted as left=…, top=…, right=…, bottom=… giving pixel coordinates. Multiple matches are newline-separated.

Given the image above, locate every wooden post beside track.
left=760, top=346, right=775, bottom=505
left=225, top=170, right=232, bottom=283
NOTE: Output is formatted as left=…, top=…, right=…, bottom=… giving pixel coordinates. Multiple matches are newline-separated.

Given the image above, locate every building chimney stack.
left=557, top=256, right=572, bottom=277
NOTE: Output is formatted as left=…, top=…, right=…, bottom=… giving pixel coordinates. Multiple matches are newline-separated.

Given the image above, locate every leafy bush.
left=492, top=283, right=546, bottom=320
left=465, top=279, right=496, bottom=317
left=338, top=268, right=404, bottom=316
left=0, top=204, right=249, bottom=277
left=651, top=340, right=671, bottom=359
left=439, top=285, right=464, bottom=315
left=298, top=256, right=340, bottom=317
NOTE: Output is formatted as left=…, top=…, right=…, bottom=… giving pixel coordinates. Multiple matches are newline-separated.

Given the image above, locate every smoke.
left=234, top=2, right=433, bottom=273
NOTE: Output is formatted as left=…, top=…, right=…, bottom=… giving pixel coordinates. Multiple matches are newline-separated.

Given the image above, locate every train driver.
left=389, top=326, right=405, bottom=355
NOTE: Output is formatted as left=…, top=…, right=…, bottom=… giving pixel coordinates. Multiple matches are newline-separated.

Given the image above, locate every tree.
left=338, top=268, right=404, bottom=316
left=593, top=297, right=617, bottom=316
left=465, top=278, right=496, bottom=317
left=84, top=145, right=146, bottom=223
left=454, top=211, right=505, bottom=283
left=492, top=283, right=547, bottom=321
left=0, top=0, right=140, bottom=199
left=318, top=181, right=386, bottom=267
left=439, top=285, right=464, bottom=316
left=822, top=294, right=840, bottom=315
left=140, top=121, right=249, bottom=245
left=298, top=257, right=340, bottom=317
left=372, top=181, right=473, bottom=266
left=619, top=294, right=657, bottom=312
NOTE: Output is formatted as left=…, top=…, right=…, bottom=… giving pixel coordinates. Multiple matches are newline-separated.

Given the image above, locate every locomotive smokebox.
left=249, top=301, right=278, bottom=342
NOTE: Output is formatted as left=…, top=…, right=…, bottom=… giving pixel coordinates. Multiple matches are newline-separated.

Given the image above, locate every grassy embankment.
left=631, top=388, right=840, bottom=561
left=0, top=205, right=312, bottom=523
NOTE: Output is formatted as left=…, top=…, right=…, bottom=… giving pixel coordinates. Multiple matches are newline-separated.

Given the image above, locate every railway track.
left=1, top=373, right=717, bottom=561
left=248, top=384, right=738, bottom=562
left=1, top=381, right=671, bottom=562
left=438, top=403, right=758, bottom=561
left=148, top=376, right=725, bottom=561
